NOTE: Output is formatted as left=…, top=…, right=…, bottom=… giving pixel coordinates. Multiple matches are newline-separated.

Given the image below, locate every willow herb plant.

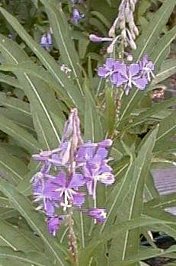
left=0, top=0, right=175, bottom=266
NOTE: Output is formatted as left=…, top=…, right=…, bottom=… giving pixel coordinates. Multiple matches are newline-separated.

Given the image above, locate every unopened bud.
left=108, top=26, right=116, bottom=38
left=89, top=34, right=103, bottom=42
left=121, top=29, right=127, bottom=39
left=119, top=18, right=126, bottom=30
left=126, top=54, right=133, bottom=61
left=107, top=42, right=114, bottom=53
left=129, top=38, right=137, bottom=49
left=133, top=25, right=139, bottom=36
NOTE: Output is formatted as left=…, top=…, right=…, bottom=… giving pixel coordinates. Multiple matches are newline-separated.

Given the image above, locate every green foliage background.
left=0, top=0, right=175, bottom=265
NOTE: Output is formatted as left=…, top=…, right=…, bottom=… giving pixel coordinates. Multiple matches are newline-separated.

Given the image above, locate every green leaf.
left=40, top=0, right=83, bottom=96
left=90, top=11, right=111, bottom=29
left=118, top=0, right=176, bottom=126
left=152, top=59, right=176, bottom=85
left=0, top=146, right=27, bottom=186
left=108, top=127, right=159, bottom=265
left=144, top=172, right=159, bottom=202
left=0, top=73, right=21, bottom=89
left=0, top=113, right=40, bottom=153
left=134, top=0, right=176, bottom=59
left=104, top=88, right=116, bottom=136
left=0, top=247, right=51, bottom=266
left=0, top=92, right=33, bottom=131
left=79, top=215, right=174, bottom=264
left=154, top=110, right=176, bottom=152
left=151, top=26, right=176, bottom=68
left=84, top=88, right=103, bottom=142
left=0, top=180, right=67, bottom=266
left=0, top=221, right=43, bottom=252
left=0, top=34, right=62, bottom=149
left=120, top=245, right=176, bottom=265
left=145, top=193, right=176, bottom=210
left=0, top=7, right=84, bottom=110
left=126, top=97, right=176, bottom=129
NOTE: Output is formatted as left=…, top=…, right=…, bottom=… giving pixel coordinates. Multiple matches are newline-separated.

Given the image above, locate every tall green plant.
left=0, top=0, right=175, bottom=265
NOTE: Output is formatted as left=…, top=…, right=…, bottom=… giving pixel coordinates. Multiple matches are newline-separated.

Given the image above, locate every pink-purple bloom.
left=97, top=55, right=155, bottom=95
left=47, top=216, right=64, bottom=236
left=88, top=208, right=107, bottom=223
left=40, top=32, right=52, bottom=50
left=32, top=109, right=114, bottom=236
left=71, top=8, right=84, bottom=24
left=76, top=142, right=114, bottom=200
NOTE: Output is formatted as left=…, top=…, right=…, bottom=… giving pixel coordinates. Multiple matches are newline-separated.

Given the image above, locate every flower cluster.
left=97, top=55, right=155, bottom=95
left=89, top=0, right=138, bottom=53
left=32, top=109, right=114, bottom=235
left=109, top=0, right=139, bottom=50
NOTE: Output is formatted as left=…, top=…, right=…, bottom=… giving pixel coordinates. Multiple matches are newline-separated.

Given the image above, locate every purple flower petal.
left=47, top=216, right=64, bottom=236
left=44, top=199, right=56, bottom=216
left=87, top=208, right=106, bottom=223
left=99, top=139, right=112, bottom=148
left=129, top=63, right=140, bottom=76
left=105, top=58, right=116, bottom=69
left=71, top=8, right=84, bottom=24
left=69, top=173, right=85, bottom=188
left=73, top=192, right=85, bottom=207
left=97, top=67, right=109, bottom=78
left=111, top=72, right=127, bottom=87
left=133, top=77, right=148, bottom=90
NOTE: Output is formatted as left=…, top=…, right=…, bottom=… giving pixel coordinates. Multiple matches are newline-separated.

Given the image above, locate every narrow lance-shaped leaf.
left=151, top=26, right=176, bottom=68
left=152, top=59, right=176, bottom=85
left=84, top=87, right=104, bottom=142
left=40, top=0, right=83, bottom=96
left=133, top=0, right=176, bottom=59
left=107, top=127, right=158, bottom=265
left=0, top=73, right=21, bottom=89
left=0, top=146, right=27, bottom=186
left=0, top=34, right=62, bottom=149
left=0, top=113, right=40, bottom=153
left=0, top=7, right=84, bottom=110
left=154, top=110, right=176, bottom=152
left=79, top=215, right=174, bottom=264
left=120, top=245, right=176, bottom=266
left=0, top=220, right=43, bottom=253
left=0, top=179, right=68, bottom=266
left=0, top=247, right=52, bottom=266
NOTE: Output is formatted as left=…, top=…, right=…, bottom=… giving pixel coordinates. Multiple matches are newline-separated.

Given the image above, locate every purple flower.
left=76, top=141, right=114, bottom=199
left=32, top=109, right=114, bottom=235
left=139, top=55, right=155, bottom=82
left=97, top=55, right=154, bottom=95
left=87, top=208, right=107, bottom=223
left=71, top=8, right=84, bottom=24
left=47, top=216, right=64, bottom=236
left=47, top=172, right=85, bottom=211
left=97, top=58, right=122, bottom=79
left=117, top=63, right=148, bottom=95
left=40, top=32, right=52, bottom=50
